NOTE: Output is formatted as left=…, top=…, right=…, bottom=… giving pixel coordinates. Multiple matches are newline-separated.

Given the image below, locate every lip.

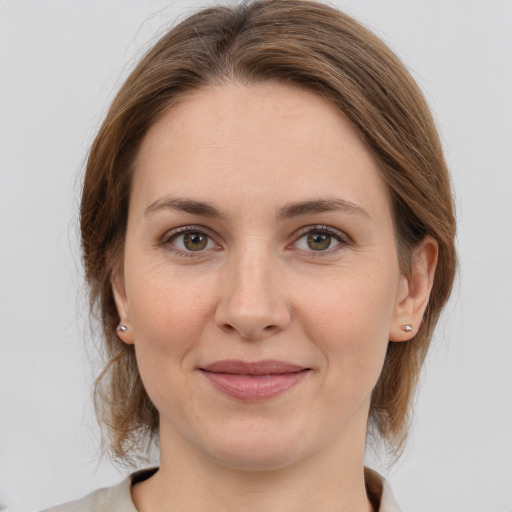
left=200, top=359, right=311, bottom=401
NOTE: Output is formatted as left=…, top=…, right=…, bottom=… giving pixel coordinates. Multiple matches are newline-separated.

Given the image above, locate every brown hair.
left=82, top=0, right=456, bottom=464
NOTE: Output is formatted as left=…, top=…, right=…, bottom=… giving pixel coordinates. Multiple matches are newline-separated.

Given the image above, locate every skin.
left=113, top=81, right=437, bottom=512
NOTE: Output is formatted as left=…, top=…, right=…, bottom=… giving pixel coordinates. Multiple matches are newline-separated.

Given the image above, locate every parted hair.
left=82, top=0, right=456, bottom=464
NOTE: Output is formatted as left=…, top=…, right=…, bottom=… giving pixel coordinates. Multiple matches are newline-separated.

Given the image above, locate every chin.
left=209, top=443, right=303, bottom=472
left=199, top=420, right=313, bottom=472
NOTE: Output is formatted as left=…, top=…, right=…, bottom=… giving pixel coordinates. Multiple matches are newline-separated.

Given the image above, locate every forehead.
left=132, top=81, right=390, bottom=221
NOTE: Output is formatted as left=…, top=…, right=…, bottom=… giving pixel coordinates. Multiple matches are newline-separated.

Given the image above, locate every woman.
left=45, top=1, right=456, bottom=510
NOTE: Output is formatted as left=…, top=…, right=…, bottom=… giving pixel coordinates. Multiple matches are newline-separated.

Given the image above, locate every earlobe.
left=111, top=270, right=135, bottom=345
left=389, top=236, right=438, bottom=342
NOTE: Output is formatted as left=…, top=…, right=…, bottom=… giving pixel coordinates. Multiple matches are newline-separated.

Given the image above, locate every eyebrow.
left=143, top=196, right=370, bottom=220
left=144, top=197, right=224, bottom=219
left=277, top=198, right=371, bottom=220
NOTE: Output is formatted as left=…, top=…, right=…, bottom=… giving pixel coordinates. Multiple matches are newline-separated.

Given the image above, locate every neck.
left=132, top=423, right=374, bottom=512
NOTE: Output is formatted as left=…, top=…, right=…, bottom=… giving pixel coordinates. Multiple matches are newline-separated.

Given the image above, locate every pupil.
left=307, top=233, right=331, bottom=251
left=184, top=233, right=207, bottom=251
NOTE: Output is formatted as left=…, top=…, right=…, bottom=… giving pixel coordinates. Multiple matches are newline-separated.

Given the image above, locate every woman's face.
left=114, top=81, right=421, bottom=471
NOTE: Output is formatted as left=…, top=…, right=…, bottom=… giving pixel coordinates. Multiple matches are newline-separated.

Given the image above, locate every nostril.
left=221, top=323, right=236, bottom=333
left=219, top=322, right=280, bottom=339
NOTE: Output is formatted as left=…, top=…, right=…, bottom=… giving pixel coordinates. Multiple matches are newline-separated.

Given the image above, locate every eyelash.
left=160, top=224, right=351, bottom=258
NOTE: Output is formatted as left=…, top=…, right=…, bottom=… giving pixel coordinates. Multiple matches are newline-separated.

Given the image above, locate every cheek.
left=297, top=271, right=397, bottom=390
left=123, top=261, right=219, bottom=414
left=124, top=258, right=216, bottom=368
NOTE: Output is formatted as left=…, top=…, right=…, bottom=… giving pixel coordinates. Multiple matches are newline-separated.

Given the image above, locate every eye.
left=293, top=226, right=347, bottom=253
left=163, top=227, right=219, bottom=254
left=304, top=232, right=336, bottom=251
left=180, top=232, right=209, bottom=251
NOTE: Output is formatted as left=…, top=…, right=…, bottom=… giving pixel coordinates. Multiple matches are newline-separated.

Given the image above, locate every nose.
left=215, top=246, right=291, bottom=340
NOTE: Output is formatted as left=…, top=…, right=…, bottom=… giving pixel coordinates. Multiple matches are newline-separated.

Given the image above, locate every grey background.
left=1, top=1, right=511, bottom=510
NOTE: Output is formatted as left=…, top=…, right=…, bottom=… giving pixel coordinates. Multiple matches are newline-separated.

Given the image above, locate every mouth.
left=200, top=359, right=311, bottom=401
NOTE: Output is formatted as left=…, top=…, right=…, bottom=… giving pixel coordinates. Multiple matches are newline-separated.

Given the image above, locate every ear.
left=389, top=235, right=438, bottom=342
left=111, top=269, right=135, bottom=345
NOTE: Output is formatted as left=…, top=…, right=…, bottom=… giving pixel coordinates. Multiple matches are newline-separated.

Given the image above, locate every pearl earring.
left=117, top=324, right=128, bottom=333
left=401, top=324, right=413, bottom=333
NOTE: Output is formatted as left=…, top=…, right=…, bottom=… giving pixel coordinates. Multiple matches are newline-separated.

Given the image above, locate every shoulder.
left=41, top=468, right=158, bottom=512
left=41, top=487, right=101, bottom=512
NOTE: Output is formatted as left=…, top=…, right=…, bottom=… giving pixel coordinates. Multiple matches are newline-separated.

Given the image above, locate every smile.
left=200, top=360, right=311, bottom=401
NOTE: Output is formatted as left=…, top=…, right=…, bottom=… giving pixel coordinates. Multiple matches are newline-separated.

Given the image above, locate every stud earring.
left=401, top=324, right=413, bottom=333
left=117, top=324, right=128, bottom=333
